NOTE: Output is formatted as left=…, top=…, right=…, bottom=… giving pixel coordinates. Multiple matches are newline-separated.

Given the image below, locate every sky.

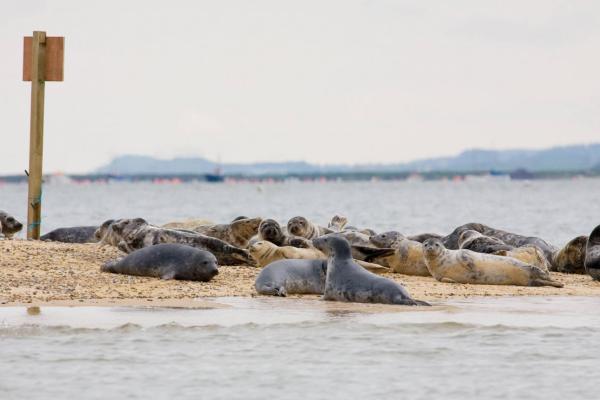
left=1, top=0, right=599, bottom=174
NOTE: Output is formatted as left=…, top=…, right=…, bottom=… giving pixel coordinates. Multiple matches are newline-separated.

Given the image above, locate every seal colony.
left=3, top=208, right=600, bottom=306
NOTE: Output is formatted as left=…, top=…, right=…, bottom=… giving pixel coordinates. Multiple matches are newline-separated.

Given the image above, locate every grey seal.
left=191, top=217, right=262, bottom=248
left=585, top=225, right=600, bottom=280
left=457, top=230, right=514, bottom=254
left=551, top=235, right=588, bottom=274
left=101, top=243, right=218, bottom=281
left=254, top=219, right=311, bottom=248
left=422, top=238, right=563, bottom=287
left=41, top=226, right=99, bottom=243
left=287, top=216, right=333, bottom=239
left=254, top=259, right=327, bottom=296
left=313, top=234, right=429, bottom=306
left=96, top=218, right=255, bottom=266
left=0, top=211, right=23, bottom=238
left=370, top=231, right=405, bottom=248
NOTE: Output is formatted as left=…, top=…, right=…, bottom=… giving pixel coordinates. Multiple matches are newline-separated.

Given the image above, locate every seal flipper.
left=351, top=245, right=396, bottom=262
left=530, top=278, right=564, bottom=288
left=100, top=259, right=121, bottom=273
left=394, top=297, right=431, bottom=306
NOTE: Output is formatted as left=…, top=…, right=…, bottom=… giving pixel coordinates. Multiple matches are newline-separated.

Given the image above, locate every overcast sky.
left=1, top=0, right=599, bottom=173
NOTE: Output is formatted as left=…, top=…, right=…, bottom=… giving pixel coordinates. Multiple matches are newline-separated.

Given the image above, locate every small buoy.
left=27, top=306, right=41, bottom=316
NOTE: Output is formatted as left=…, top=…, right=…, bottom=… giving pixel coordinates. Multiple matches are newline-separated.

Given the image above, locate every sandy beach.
left=1, top=239, right=599, bottom=307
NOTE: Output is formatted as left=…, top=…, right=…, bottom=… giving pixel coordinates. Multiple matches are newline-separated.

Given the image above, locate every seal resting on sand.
left=252, top=219, right=311, bottom=248
left=458, top=230, right=514, bottom=254
left=41, top=226, right=99, bottom=243
left=255, top=259, right=327, bottom=296
left=96, top=218, right=254, bottom=266
left=585, top=225, right=600, bottom=280
left=551, top=236, right=588, bottom=274
left=313, top=234, right=429, bottom=306
left=493, top=246, right=551, bottom=273
left=422, top=238, right=562, bottom=287
left=287, top=216, right=332, bottom=239
left=0, top=211, right=23, bottom=238
left=249, top=240, right=389, bottom=273
left=370, top=231, right=405, bottom=248
left=359, top=238, right=430, bottom=276
left=101, top=243, right=218, bottom=281
left=190, top=217, right=262, bottom=248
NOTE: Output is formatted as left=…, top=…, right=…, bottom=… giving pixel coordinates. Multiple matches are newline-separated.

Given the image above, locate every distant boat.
left=205, top=166, right=224, bottom=183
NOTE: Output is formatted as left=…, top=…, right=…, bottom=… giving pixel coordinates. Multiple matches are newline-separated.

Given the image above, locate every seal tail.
left=352, top=245, right=396, bottom=262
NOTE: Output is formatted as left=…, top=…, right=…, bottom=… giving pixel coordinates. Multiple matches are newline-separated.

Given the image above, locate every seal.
left=249, top=240, right=389, bottom=273
left=287, top=216, right=332, bottom=239
left=585, top=224, right=600, bottom=280
left=254, top=259, right=327, bottom=296
left=191, top=217, right=262, bottom=248
left=370, top=231, right=405, bottom=248
left=327, top=215, right=348, bottom=232
left=337, top=230, right=373, bottom=246
left=98, top=218, right=255, bottom=266
left=422, top=238, right=563, bottom=287
left=313, top=235, right=429, bottom=306
left=0, top=211, right=23, bottom=238
left=458, top=230, right=513, bottom=254
left=493, top=246, right=551, bottom=273
left=248, top=240, right=326, bottom=267
left=551, top=236, right=588, bottom=274
left=101, top=243, right=218, bottom=281
left=41, top=226, right=99, bottom=243
left=253, top=219, right=311, bottom=248
left=367, top=238, right=430, bottom=276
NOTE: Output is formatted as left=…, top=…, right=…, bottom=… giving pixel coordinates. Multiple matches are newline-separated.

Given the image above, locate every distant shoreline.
left=1, top=169, right=599, bottom=184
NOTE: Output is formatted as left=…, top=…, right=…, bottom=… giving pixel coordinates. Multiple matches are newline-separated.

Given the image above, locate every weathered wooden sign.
left=23, top=35, right=64, bottom=81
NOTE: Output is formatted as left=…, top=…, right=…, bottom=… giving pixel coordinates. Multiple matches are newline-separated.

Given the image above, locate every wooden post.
left=23, top=32, right=64, bottom=239
left=27, top=31, right=46, bottom=240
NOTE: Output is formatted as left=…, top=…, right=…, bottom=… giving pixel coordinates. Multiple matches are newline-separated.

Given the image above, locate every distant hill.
left=95, top=143, right=600, bottom=175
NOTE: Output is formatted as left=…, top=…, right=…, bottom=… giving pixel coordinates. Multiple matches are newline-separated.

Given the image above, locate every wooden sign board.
left=23, top=36, right=64, bottom=81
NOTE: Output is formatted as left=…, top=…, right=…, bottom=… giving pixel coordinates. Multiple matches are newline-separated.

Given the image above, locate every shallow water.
left=2, top=180, right=600, bottom=399
left=1, top=297, right=600, bottom=400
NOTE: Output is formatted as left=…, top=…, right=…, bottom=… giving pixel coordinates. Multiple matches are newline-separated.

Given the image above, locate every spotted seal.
left=494, top=246, right=551, bottom=273
left=313, top=234, right=429, bottom=306
left=101, top=243, right=218, bottom=281
left=41, top=226, right=99, bottom=243
left=249, top=240, right=389, bottom=273
left=551, top=236, right=588, bottom=274
left=361, top=238, right=430, bottom=276
left=0, top=211, right=23, bottom=238
left=254, top=259, right=327, bottom=296
left=370, top=231, right=405, bottom=248
left=585, top=225, right=600, bottom=280
left=253, top=219, right=311, bottom=248
left=191, top=217, right=261, bottom=248
left=96, top=218, right=254, bottom=266
left=422, top=238, right=562, bottom=287
left=287, top=216, right=333, bottom=239
left=327, top=215, right=348, bottom=232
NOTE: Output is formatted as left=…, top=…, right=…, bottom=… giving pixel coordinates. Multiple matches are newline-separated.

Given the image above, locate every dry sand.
left=1, top=239, right=599, bottom=307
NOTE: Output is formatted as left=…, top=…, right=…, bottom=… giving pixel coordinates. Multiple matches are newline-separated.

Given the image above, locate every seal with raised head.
left=98, top=218, right=255, bottom=266
left=458, top=230, right=513, bottom=254
left=255, top=259, right=327, bottom=296
left=0, top=211, right=23, bottom=238
left=422, top=238, right=563, bottom=287
left=370, top=231, right=405, bottom=248
left=101, top=243, right=218, bottom=281
left=585, top=224, right=600, bottom=280
left=327, top=215, right=348, bottom=232
left=313, top=235, right=429, bottom=306
left=191, top=217, right=261, bottom=248
left=287, top=216, right=332, bottom=239
left=253, top=219, right=311, bottom=248
left=41, top=226, right=99, bottom=243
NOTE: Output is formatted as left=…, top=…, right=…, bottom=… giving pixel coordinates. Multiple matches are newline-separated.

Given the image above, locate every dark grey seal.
left=585, top=225, right=600, bottom=280
left=313, top=234, right=429, bottom=306
left=101, top=243, right=218, bottom=281
left=254, top=219, right=311, bottom=248
left=457, top=230, right=514, bottom=254
left=0, top=211, right=23, bottom=238
left=407, top=233, right=444, bottom=243
left=255, top=259, right=327, bottom=296
left=41, top=226, right=99, bottom=243
left=97, top=218, right=255, bottom=266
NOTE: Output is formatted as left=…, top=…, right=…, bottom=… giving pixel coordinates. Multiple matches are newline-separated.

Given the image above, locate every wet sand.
left=1, top=240, right=599, bottom=307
